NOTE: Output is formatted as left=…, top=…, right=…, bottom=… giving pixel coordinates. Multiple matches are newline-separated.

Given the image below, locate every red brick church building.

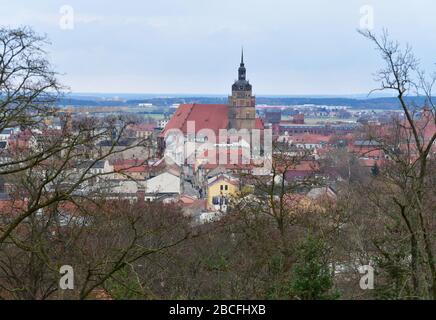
left=162, top=51, right=264, bottom=139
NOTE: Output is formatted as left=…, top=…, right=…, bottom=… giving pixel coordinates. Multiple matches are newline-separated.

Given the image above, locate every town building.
left=207, top=174, right=239, bottom=212
left=160, top=51, right=266, bottom=185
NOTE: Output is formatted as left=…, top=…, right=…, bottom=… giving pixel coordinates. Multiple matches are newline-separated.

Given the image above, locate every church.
left=161, top=50, right=264, bottom=160
left=159, top=51, right=264, bottom=168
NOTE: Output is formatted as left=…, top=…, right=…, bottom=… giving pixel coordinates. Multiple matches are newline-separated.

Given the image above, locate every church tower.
left=228, top=49, right=256, bottom=130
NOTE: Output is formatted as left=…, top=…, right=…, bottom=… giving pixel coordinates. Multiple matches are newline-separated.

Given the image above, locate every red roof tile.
left=255, top=118, right=264, bottom=130
left=112, top=159, right=148, bottom=173
left=163, top=104, right=229, bottom=135
left=292, top=134, right=331, bottom=144
left=162, top=103, right=264, bottom=136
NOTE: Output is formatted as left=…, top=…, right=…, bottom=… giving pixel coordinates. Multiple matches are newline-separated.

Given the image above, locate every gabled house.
left=143, top=171, right=181, bottom=201
left=207, top=174, right=239, bottom=212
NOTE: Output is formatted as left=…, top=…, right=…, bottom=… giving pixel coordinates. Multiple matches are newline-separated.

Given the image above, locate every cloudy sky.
left=1, top=0, right=435, bottom=95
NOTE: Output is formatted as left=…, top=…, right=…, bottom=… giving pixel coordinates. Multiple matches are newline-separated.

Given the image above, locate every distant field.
left=142, top=113, right=166, bottom=120
left=282, top=116, right=357, bottom=124
left=305, top=117, right=357, bottom=124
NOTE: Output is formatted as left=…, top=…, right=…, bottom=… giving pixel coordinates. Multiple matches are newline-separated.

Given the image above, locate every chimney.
left=136, top=186, right=145, bottom=204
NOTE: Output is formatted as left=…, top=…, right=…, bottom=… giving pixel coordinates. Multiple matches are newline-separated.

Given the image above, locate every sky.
left=1, top=0, right=436, bottom=95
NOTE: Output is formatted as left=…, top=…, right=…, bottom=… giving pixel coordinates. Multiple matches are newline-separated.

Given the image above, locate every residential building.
left=207, top=174, right=239, bottom=212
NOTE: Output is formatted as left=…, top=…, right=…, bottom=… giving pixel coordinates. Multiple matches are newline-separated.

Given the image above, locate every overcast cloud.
left=1, top=0, right=435, bottom=95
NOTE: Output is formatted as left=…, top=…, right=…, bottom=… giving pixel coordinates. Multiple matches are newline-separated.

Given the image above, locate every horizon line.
left=66, top=92, right=397, bottom=99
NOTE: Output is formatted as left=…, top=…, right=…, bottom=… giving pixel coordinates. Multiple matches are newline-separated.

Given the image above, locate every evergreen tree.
left=290, top=236, right=339, bottom=300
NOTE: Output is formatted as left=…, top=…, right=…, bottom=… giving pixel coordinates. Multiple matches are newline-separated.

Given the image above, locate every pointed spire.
left=237, top=47, right=246, bottom=81
left=240, top=47, right=244, bottom=66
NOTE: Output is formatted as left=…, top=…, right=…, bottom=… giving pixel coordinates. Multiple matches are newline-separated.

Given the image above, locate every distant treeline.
left=58, top=95, right=433, bottom=110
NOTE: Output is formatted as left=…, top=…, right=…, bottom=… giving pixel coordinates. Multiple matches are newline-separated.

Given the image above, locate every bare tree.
left=356, top=29, right=436, bottom=299
left=0, top=26, right=189, bottom=299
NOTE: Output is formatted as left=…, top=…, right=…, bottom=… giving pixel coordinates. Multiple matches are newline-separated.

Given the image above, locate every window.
left=212, top=196, right=220, bottom=205
left=220, top=185, right=224, bottom=191
left=225, top=185, right=228, bottom=191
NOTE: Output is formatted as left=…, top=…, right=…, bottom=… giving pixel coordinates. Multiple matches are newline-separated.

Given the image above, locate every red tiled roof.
left=255, top=118, right=264, bottom=130
left=163, top=104, right=229, bottom=135
left=112, top=159, right=148, bottom=173
left=179, top=195, right=196, bottom=204
left=179, top=198, right=206, bottom=209
left=0, top=199, right=27, bottom=214
left=162, top=103, right=264, bottom=136
left=292, top=134, right=331, bottom=144
left=115, top=166, right=147, bottom=173
left=348, top=146, right=384, bottom=158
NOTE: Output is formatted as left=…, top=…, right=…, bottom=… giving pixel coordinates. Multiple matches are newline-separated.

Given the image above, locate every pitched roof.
left=179, top=197, right=206, bottom=210
left=255, top=118, right=264, bottom=130
left=145, top=172, right=180, bottom=194
left=207, top=174, right=239, bottom=187
left=279, top=160, right=320, bottom=172
left=292, top=134, right=331, bottom=144
left=162, top=103, right=265, bottom=136
left=163, top=104, right=229, bottom=135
